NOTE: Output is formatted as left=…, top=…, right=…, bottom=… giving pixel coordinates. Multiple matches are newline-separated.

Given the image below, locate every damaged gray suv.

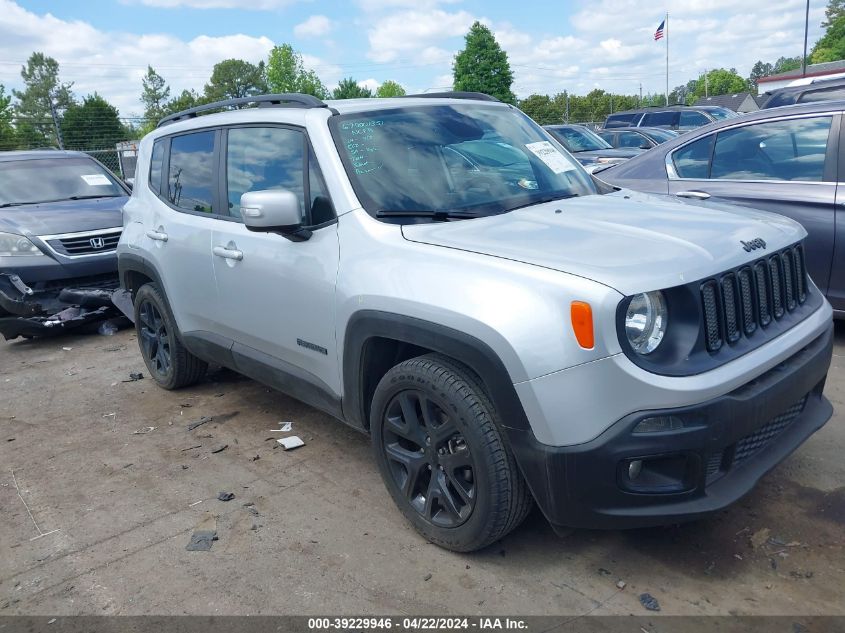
left=118, top=93, right=834, bottom=552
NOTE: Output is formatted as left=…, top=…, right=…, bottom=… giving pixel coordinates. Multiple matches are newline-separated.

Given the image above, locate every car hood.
left=0, top=196, right=127, bottom=237
left=401, top=190, right=807, bottom=296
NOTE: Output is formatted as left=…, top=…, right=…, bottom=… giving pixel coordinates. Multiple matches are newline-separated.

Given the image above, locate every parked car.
left=603, top=105, right=738, bottom=131
left=119, top=92, right=833, bottom=552
left=0, top=150, right=129, bottom=316
left=597, top=127, right=679, bottom=149
left=544, top=124, right=643, bottom=167
left=599, top=99, right=845, bottom=315
left=761, top=77, right=845, bottom=109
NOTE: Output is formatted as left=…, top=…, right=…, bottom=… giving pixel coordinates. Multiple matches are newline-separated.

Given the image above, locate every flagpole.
left=665, top=12, right=669, bottom=105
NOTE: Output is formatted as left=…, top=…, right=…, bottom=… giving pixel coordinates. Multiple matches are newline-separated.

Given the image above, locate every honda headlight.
left=625, top=291, right=667, bottom=354
left=0, top=232, right=43, bottom=257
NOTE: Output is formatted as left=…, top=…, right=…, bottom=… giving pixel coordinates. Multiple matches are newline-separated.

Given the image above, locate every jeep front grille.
left=701, top=244, right=808, bottom=353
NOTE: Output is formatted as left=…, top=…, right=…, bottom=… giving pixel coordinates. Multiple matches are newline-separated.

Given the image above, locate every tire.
left=370, top=354, right=533, bottom=552
left=133, top=283, right=207, bottom=390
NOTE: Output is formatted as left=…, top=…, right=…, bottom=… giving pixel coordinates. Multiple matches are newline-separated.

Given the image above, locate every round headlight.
left=625, top=291, right=667, bottom=354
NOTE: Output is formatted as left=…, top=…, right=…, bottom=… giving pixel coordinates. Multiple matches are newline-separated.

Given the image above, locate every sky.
left=0, top=0, right=830, bottom=120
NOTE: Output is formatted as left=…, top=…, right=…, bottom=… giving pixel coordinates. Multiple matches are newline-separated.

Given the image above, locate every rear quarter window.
left=149, top=139, right=165, bottom=195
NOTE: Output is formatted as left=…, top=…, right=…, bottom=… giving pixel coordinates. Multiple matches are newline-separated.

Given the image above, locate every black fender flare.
left=341, top=310, right=532, bottom=433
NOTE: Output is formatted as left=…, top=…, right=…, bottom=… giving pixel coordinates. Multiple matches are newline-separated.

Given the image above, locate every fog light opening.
left=628, top=459, right=643, bottom=480
left=633, top=415, right=685, bottom=434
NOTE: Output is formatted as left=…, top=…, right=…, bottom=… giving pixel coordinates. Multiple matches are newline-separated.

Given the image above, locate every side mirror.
left=123, top=178, right=134, bottom=191
left=240, top=189, right=311, bottom=241
left=639, top=143, right=651, bottom=150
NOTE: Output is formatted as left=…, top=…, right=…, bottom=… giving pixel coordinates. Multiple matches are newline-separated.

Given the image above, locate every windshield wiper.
left=1, top=195, right=120, bottom=207
left=376, top=209, right=481, bottom=221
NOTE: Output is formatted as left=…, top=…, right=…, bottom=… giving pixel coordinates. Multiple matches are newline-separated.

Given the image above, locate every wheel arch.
left=118, top=252, right=184, bottom=341
left=342, top=310, right=531, bottom=433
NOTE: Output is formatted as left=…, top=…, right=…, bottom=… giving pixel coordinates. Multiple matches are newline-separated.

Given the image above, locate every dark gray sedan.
left=600, top=100, right=845, bottom=315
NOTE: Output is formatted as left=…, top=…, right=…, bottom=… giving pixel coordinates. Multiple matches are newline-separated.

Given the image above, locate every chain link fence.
left=76, top=142, right=139, bottom=181
left=82, top=148, right=121, bottom=175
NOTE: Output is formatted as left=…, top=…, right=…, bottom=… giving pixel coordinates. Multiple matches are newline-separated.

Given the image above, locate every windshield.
left=0, top=157, right=124, bottom=206
left=330, top=105, right=595, bottom=220
left=705, top=107, right=738, bottom=121
left=546, top=126, right=612, bottom=152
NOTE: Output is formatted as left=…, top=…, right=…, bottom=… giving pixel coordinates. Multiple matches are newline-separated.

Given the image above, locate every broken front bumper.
left=0, top=273, right=133, bottom=340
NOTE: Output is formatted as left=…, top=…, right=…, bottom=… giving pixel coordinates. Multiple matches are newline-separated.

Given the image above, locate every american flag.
left=654, top=19, right=665, bottom=40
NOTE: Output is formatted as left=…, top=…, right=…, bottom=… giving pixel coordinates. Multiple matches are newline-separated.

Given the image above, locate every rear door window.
left=710, top=116, right=832, bottom=181
left=679, top=111, right=711, bottom=130
left=641, top=111, right=679, bottom=129
left=604, top=113, right=637, bottom=128
left=167, top=131, right=216, bottom=214
left=798, top=86, right=845, bottom=103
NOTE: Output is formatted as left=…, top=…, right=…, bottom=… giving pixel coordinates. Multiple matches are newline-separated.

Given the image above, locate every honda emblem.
left=89, top=237, right=105, bottom=249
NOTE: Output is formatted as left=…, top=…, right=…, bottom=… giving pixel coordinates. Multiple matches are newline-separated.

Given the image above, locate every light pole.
left=802, top=0, right=810, bottom=76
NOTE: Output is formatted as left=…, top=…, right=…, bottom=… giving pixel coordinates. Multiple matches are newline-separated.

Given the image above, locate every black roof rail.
left=401, top=91, right=501, bottom=102
left=157, top=93, right=328, bottom=127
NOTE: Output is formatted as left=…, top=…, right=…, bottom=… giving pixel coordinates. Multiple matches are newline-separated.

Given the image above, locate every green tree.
left=61, top=93, right=126, bottom=150
left=811, top=14, right=845, bottom=63
left=453, top=22, right=516, bottom=104
left=692, top=68, right=747, bottom=100
left=0, top=84, right=17, bottom=150
left=164, top=89, right=201, bottom=116
left=13, top=52, right=75, bottom=148
left=266, top=44, right=329, bottom=98
left=203, top=59, right=267, bottom=103
left=747, top=60, right=774, bottom=92
left=141, top=66, right=170, bottom=126
left=376, top=80, right=406, bottom=97
left=823, top=0, right=845, bottom=28
left=518, top=94, right=562, bottom=125
left=332, top=77, right=373, bottom=99
left=773, top=56, right=802, bottom=74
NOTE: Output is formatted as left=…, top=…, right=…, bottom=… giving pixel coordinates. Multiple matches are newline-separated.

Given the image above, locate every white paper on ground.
left=277, top=436, right=305, bottom=450
left=525, top=141, right=576, bottom=174
left=81, top=174, right=112, bottom=186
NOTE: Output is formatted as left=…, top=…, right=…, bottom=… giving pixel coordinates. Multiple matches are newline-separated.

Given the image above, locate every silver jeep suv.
left=118, top=92, right=834, bottom=552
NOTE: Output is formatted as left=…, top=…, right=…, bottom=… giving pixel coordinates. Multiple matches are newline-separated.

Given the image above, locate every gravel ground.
left=1, top=324, right=843, bottom=616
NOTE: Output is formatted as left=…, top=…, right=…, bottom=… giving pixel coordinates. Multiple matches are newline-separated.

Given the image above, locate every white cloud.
left=0, top=0, right=274, bottom=117
left=294, top=15, right=334, bottom=38
left=366, top=9, right=474, bottom=62
left=358, top=78, right=380, bottom=92
left=126, top=0, right=298, bottom=8
left=356, top=0, right=461, bottom=11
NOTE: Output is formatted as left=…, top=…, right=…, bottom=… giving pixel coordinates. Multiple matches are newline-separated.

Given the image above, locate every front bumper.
left=0, top=253, right=117, bottom=285
left=506, top=323, right=834, bottom=530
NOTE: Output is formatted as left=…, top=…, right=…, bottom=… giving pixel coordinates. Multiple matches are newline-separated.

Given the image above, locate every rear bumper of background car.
left=505, top=323, right=833, bottom=531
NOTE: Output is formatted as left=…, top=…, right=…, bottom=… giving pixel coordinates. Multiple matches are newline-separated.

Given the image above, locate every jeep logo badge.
left=741, top=238, right=766, bottom=252
left=89, top=237, right=105, bottom=249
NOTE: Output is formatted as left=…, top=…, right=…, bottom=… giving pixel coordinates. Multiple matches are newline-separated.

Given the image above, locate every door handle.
left=213, top=245, right=243, bottom=261
left=675, top=190, right=711, bottom=200
left=145, top=229, right=168, bottom=242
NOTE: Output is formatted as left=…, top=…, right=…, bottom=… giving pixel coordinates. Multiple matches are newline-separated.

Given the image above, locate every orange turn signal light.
left=570, top=301, right=594, bottom=350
